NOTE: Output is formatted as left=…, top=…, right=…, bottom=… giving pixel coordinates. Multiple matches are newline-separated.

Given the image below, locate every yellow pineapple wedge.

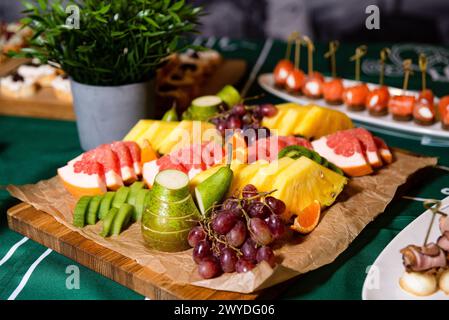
left=294, top=105, right=353, bottom=139
left=269, top=156, right=347, bottom=221
left=123, top=120, right=156, bottom=141
left=228, top=160, right=268, bottom=197
left=248, top=157, right=295, bottom=192
left=156, top=120, right=220, bottom=155
left=262, top=103, right=311, bottom=133
left=147, top=122, right=179, bottom=151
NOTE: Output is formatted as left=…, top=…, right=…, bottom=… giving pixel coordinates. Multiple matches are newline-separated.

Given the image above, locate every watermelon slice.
left=111, top=141, right=137, bottom=184
left=373, top=136, right=393, bottom=164
left=346, top=128, right=383, bottom=168
left=123, top=141, right=142, bottom=175
left=312, top=131, right=373, bottom=177
left=248, top=136, right=313, bottom=162
left=80, top=144, right=123, bottom=190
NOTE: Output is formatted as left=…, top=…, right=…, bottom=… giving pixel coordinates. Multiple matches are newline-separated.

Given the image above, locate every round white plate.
left=362, top=196, right=449, bottom=300
left=258, top=73, right=449, bottom=144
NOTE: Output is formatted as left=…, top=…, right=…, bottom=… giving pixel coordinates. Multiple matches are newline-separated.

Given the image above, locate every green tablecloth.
left=1, top=39, right=448, bottom=300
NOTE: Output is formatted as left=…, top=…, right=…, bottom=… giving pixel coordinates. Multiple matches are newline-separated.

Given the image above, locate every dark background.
left=2, top=0, right=449, bottom=44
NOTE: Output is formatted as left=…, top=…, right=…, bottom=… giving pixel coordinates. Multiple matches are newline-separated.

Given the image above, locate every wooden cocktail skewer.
left=379, top=47, right=390, bottom=86
left=402, top=59, right=413, bottom=91
left=349, top=45, right=367, bottom=81
left=419, top=53, right=427, bottom=91
left=285, top=31, right=299, bottom=61
left=324, top=40, right=339, bottom=78
left=294, top=33, right=302, bottom=70
left=413, top=53, right=435, bottom=125
left=303, top=36, right=314, bottom=76
left=285, top=33, right=305, bottom=92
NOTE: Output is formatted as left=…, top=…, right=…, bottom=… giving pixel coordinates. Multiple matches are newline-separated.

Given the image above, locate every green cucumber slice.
left=111, top=203, right=134, bottom=236
left=99, top=191, right=115, bottom=220
left=194, top=166, right=233, bottom=216
left=100, top=207, right=119, bottom=237
left=189, top=95, right=222, bottom=120
left=216, top=85, right=241, bottom=107
left=86, top=195, right=102, bottom=225
left=112, top=186, right=130, bottom=209
left=134, top=189, right=150, bottom=221
left=127, top=181, right=145, bottom=206
left=73, top=196, right=92, bottom=228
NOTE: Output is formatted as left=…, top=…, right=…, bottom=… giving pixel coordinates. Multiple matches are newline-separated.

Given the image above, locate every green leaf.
left=37, top=0, right=47, bottom=10
left=170, top=0, right=185, bottom=11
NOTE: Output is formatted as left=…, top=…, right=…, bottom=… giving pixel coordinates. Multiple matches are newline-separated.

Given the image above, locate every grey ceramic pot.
left=71, top=79, right=155, bottom=150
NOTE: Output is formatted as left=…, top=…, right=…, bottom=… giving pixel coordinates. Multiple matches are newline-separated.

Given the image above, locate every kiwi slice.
left=73, top=196, right=92, bottom=228
left=86, top=195, right=102, bottom=225
left=100, top=207, right=119, bottom=237
left=112, top=186, right=130, bottom=209
left=99, top=191, right=115, bottom=220
left=111, top=203, right=134, bottom=236
left=134, top=189, right=150, bottom=221
left=127, top=181, right=145, bottom=206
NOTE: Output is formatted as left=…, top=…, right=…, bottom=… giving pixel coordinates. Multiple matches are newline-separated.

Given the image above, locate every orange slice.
left=290, top=200, right=321, bottom=234
left=140, top=139, right=158, bottom=165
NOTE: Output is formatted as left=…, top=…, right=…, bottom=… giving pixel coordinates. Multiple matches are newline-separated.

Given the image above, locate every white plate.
left=362, top=196, right=449, bottom=300
left=258, top=73, right=449, bottom=144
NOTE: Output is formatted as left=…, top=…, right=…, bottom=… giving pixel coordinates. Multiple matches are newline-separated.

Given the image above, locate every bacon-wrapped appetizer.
left=438, top=95, right=449, bottom=130
left=302, top=71, right=324, bottom=99
left=322, top=78, right=344, bottom=105
left=343, top=83, right=370, bottom=111
left=285, top=36, right=305, bottom=94
left=413, top=89, right=435, bottom=125
left=274, top=59, right=294, bottom=88
left=366, top=86, right=390, bottom=116
left=388, top=95, right=415, bottom=121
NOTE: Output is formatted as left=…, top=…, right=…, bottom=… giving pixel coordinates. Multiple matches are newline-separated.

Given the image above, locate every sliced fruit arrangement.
left=58, top=141, right=155, bottom=198
left=261, top=103, right=353, bottom=139
left=72, top=181, right=149, bottom=237
left=124, top=119, right=220, bottom=155
left=312, top=128, right=393, bottom=177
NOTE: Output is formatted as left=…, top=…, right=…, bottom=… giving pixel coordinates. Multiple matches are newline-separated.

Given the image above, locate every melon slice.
left=58, top=159, right=107, bottom=198
left=262, top=103, right=311, bottom=134
left=111, top=141, right=137, bottom=184
left=312, top=131, right=373, bottom=177
left=269, top=157, right=347, bottom=221
left=123, top=120, right=155, bottom=141
left=373, top=136, right=393, bottom=164
left=144, top=121, right=179, bottom=151
left=347, top=128, right=383, bottom=168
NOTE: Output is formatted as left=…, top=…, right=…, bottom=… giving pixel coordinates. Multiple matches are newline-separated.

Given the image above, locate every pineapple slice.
left=157, top=120, right=220, bottom=155
left=270, top=156, right=347, bottom=221
left=123, top=120, right=156, bottom=141
left=294, top=105, right=353, bottom=139
left=248, top=157, right=295, bottom=192
left=262, top=103, right=311, bottom=133
left=150, top=122, right=180, bottom=151
left=228, top=160, right=267, bottom=196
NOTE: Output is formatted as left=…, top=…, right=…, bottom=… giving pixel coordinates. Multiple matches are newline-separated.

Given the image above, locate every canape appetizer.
left=388, top=59, right=415, bottom=121
left=322, top=41, right=344, bottom=105
left=438, top=96, right=449, bottom=130
left=343, top=45, right=369, bottom=111
left=301, top=36, right=324, bottom=99
left=413, top=55, right=435, bottom=125
left=285, top=36, right=305, bottom=93
left=366, top=48, right=390, bottom=116
left=0, top=72, right=37, bottom=98
left=273, top=32, right=296, bottom=88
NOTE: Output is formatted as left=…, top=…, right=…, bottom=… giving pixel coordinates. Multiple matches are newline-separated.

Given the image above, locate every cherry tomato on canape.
left=302, top=71, right=324, bottom=99
left=413, top=89, right=435, bottom=125
left=274, top=59, right=294, bottom=88
left=438, top=95, right=449, bottom=130
left=322, top=78, right=344, bottom=105
left=343, top=83, right=370, bottom=111
left=285, top=68, right=306, bottom=93
left=366, top=86, right=390, bottom=116
left=388, top=95, right=415, bottom=121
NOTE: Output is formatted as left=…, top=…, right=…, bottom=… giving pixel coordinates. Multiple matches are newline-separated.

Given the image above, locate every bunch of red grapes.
left=188, top=184, right=287, bottom=279
left=210, top=104, right=278, bottom=144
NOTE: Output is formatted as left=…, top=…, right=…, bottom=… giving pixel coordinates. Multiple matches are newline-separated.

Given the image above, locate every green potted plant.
left=17, top=0, right=202, bottom=150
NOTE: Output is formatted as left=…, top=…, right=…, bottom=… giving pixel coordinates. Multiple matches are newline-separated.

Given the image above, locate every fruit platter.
left=258, top=37, right=449, bottom=144
left=7, top=86, right=437, bottom=298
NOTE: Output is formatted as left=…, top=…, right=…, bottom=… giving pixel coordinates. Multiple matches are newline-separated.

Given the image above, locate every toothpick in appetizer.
left=343, top=45, right=370, bottom=111
left=285, top=34, right=306, bottom=94
left=413, top=53, right=435, bottom=126
left=301, top=36, right=324, bottom=99
left=366, top=48, right=391, bottom=116
left=273, top=32, right=297, bottom=88
left=388, top=59, right=415, bottom=121
left=322, top=40, right=344, bottom=105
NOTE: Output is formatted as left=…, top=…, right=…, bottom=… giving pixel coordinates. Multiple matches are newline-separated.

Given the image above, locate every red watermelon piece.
left=312, top=130, right=373, bottom=177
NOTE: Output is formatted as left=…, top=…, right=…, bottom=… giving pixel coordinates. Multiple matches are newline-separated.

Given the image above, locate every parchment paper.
left=7, top=151, right=437, bottom=293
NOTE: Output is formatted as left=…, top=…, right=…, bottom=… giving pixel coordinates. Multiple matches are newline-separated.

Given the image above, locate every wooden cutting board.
left=7, top=202, right=284, bottom=300
left=0, top=59, right=247, bottom=121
